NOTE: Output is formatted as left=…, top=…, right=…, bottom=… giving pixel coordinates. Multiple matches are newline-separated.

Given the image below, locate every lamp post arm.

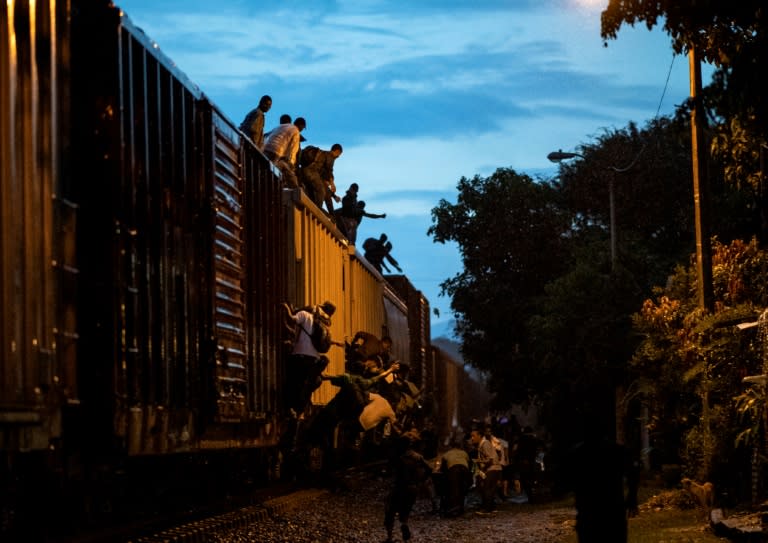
left=548, top=147, right=617, bottom=270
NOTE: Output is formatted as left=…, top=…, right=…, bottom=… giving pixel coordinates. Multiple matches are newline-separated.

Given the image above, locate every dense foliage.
left=429, top=116, right=762, bottom=492
left=601, top=0, right=768, bottom=231
left=631, top=238, right=768, bottom=484
left=428, top=169, right=569, bottom=406
left=430, top=2, right=768, bottom=499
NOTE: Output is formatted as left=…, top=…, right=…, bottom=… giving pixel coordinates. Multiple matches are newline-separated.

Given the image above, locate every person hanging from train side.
left=303, top=361, right=401, bottom=452
left=281, top=300, right=344, bottom=418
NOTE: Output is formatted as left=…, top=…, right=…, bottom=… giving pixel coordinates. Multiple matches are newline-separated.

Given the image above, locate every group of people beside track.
left=280, top=300, right=640, bottom=543
left=383, top=420, right=640, bottom=543
left=240, top=95, right=400, bottom=273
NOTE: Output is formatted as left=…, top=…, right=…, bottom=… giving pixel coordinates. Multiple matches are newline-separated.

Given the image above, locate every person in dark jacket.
left=298, top=143, right=342, bottom=215
left=363, top=234, right=402, bottom=274
left=335, top=182, right=386, bottom=244
left=239, top=94, right=272, bottom=149
left=384, top=429, right=434, bottom=542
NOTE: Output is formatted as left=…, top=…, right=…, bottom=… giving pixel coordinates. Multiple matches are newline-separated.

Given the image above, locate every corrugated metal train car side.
left=283, top=191, right=412, bottom=405
left=430, top=345, right=490, bottom=440
left=69, top=4, right=213, bottom=456
left=69, top=3, right=288, bottom=454
left=1, top=0, right=77, bottom=451
left=241, top=129, right=287, bottom=437
left=386, top=276, right=431, bottom=389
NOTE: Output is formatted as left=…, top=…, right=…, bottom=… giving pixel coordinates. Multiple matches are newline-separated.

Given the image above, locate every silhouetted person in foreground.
left=384, top=429, right=433, bottom=542
left=363, top=234, right=402, bottom=274
left=562, top=411, right=639, bottom=543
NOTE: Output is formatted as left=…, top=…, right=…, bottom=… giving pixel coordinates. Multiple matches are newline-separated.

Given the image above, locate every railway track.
left=49, top=461, right=384, bottom=543
left=127, top=487, right=329, bottom=543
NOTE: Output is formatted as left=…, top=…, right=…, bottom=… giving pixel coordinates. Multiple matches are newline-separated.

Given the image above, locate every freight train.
left=1, top=0, right=486, bottom=537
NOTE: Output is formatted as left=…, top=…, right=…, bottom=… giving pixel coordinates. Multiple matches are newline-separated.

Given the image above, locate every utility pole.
left=689, top=45, right=714, bottom=312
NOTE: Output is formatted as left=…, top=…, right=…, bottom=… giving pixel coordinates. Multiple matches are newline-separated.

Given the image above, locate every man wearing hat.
left=281, top=300, right=342, bottom=417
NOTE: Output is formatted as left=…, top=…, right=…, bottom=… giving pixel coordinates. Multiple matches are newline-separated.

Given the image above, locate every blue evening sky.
left=115, top=0, right=713, bottom=331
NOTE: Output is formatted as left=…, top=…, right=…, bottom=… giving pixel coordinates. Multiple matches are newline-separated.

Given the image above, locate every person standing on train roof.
left=335, top=182, right=387, bottom=245
left=263, top=116, right=306, bottom=189
left=347, top=201, right=387, bottom=244
left=239, top=94, right=272, bottom=149
left=281, top=300, right=342, bottom=417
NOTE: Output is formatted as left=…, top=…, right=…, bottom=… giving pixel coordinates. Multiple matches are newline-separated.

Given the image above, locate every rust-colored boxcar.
left=1, top=0, right=441, bottom=535
left=1, top=0, right=77, bottom=452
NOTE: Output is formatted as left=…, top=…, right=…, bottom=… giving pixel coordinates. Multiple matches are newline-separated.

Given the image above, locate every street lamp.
left=547, top=150, right=581, bottom=162
left=548, top=149, right=617, bottom=270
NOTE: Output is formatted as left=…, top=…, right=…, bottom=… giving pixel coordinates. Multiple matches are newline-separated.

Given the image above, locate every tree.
left=631, top=238, right=768, bottom=487
left=430, top=117, right=754, bottom=413
left=557, top=119, right=697, bottom=289
left=428, top=168, right=569, bottom=406
left=601, top=1, right=768, bottom=236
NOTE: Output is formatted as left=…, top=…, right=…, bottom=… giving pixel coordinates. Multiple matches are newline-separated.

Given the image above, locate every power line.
left=610, top=53, right=677, bottom=173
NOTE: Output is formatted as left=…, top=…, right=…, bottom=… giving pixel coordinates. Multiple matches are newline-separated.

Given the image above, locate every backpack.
left=308, top=309, right=332, bottom=353
left=362, top=237, right=377, bottom=253
left=299, top=145, right=321, bottom=168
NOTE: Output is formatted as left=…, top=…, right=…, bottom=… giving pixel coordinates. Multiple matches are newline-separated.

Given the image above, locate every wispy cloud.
left=115, top=0, right=699, bottom=322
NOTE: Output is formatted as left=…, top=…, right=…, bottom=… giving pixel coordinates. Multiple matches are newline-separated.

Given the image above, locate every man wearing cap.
left=263, top=117, right=306, bottom=188
left=281, top=300, right=341, bottom=416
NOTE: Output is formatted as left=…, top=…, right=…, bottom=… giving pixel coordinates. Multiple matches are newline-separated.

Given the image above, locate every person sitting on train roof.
left=263, top=116, right=306, bottom=189
left=363, top=234, right=402, bottom=274
left=239, top=94, right=272, bottom=149
left=298, top=143, right=343, bottom=217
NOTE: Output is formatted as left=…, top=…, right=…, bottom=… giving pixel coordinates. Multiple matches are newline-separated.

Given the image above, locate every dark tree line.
left=429, top=115, right=760, bottom=478
left=429, top=2, right=768, bottom=494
